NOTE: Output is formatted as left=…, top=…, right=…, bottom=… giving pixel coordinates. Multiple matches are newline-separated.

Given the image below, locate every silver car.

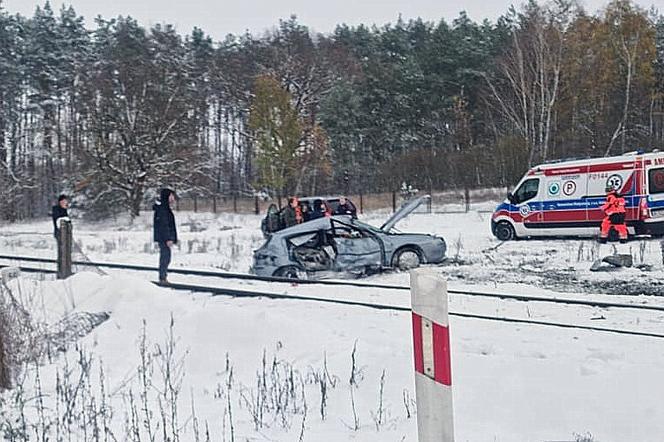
left=252, top=195, right=446, bottom=278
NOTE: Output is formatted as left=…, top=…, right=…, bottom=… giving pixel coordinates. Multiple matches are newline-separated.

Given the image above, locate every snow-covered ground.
left=1, top=203, right=664, bottom=441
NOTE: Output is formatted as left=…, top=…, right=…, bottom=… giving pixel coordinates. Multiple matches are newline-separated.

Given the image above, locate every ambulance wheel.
left=494, top=222, right=516, bottom=241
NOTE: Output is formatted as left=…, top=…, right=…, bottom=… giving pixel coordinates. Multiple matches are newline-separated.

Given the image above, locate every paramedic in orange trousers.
left=599, top=185, right=628, bottom=243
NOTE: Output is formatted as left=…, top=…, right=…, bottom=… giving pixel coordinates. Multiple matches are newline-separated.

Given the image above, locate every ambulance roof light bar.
left=541, top=156, right=585, bottom=165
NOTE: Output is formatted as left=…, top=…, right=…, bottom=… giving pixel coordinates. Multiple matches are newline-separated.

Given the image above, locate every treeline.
left=0, top=0, right=662, bottom=219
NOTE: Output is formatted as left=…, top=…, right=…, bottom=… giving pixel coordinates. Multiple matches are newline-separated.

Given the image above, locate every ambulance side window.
left=514, top=178, right=540, bottom=204
left=648, top=168, right=664, bottom=194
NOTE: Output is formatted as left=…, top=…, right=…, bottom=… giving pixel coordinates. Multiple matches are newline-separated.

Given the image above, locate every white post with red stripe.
left=410, top=268, right=454, bottom=442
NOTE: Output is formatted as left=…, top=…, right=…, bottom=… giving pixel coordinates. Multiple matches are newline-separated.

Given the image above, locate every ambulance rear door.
left=586, top=160, right=637, bottom=226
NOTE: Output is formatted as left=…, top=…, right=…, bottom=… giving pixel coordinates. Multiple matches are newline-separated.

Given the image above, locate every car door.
left=287, top=230, right=334, bottom=276
left=330, top=220, right=382, bottom=271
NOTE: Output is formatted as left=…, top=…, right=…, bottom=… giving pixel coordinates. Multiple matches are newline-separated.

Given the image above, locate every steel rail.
left=2, top=254, right=664, bottom=312
left=2, top=261, right=662, bottom=339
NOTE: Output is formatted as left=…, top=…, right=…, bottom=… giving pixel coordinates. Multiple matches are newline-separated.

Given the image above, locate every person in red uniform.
left=599, top=185, right=628, bottom=243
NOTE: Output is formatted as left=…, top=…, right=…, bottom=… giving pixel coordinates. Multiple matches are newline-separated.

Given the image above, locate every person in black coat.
left=52, top=194, right=69, bottom=238
left=334, top=196, right=357, bottom=218
left=153, top=188, right=178, bottom=283
left=309, top=199, right=326, bottom=220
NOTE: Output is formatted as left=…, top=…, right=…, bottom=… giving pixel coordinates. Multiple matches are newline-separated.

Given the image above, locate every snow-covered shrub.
left=0, top=277, right=109, bottom=390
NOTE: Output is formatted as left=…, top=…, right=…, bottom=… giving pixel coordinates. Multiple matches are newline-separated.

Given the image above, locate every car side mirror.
left=507, top=192, right=516, bottom=204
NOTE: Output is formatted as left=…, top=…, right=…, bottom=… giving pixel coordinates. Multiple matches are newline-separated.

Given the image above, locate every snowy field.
left=1, top=202, right=664, bottom=441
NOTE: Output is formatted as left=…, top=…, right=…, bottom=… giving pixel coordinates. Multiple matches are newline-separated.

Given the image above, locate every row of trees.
left=0, top=0, right=662, bottom=219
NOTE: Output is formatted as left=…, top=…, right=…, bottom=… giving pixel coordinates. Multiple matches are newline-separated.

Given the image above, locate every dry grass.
left=0, top=327, right=7, bottom=390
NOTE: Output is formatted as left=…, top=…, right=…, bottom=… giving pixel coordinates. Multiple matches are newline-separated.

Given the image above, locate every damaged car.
left=252, top=195, right=446, bottom=278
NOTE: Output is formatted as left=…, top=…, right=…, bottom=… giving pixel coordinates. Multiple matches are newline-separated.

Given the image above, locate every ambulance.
left=491, top=151, right=664, bottom=240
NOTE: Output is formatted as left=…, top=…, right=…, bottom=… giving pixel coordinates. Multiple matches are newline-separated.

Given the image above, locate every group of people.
left=51, top=188, right=178, bottom=284
left=281, top=196, right=357, bottom=229
left=53, top=190, right=357, bottom=284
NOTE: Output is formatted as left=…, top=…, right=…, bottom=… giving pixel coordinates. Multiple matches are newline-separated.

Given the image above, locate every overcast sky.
left=3, top=0, right=663, bottom=39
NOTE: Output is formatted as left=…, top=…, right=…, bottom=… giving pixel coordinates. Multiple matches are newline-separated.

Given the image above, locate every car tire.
left=392, top=247, right=422, bottom=271
left=273, top=266, right=303, bottom=279
left=494, top=221, right=516, bottom=241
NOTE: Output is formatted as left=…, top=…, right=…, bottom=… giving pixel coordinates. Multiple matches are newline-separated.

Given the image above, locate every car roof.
left=270, top=215, right=355, bottom=237
left=298, top=196, right=347, bottom=202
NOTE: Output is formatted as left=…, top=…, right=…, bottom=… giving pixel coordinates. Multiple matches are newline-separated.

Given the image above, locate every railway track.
left=2, top=257, right=664, bottom=340
left=1, top=253, right=663, bottom=313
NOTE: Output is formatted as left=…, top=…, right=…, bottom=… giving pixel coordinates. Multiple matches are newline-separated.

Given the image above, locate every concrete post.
left=57, top=219, right=73, bottom=279
left=410, top=268, right=454, bottom=442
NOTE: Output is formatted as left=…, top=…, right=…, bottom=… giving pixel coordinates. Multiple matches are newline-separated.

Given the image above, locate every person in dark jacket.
left=281, top=197, right=303, bottom=228
left=301, top=201, right=312, bottom=222
left=52, top=194, right=69, bottom=238
left=309, top=199, right=326, bottom=220
left=334, top=196, right=357, bottom=218
left=153, top=188, right=178, bottom=283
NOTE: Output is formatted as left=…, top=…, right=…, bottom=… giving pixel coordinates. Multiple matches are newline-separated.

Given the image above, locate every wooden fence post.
left=464, top=187, right=470, bottom=213
left=57, top=219, right=73, bottom=279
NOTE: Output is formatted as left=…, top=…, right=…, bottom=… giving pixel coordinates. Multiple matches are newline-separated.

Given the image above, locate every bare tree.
left=79, top=19, right=202, bottom=216
left=484, top=1, right=572, bottom=165
left=603, top=1, right=656, bottom=155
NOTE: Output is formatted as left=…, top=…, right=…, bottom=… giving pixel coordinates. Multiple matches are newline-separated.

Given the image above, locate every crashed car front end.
left=381, top=233, right=447, bottom=264
left=417, top=235, right=447, bottom=263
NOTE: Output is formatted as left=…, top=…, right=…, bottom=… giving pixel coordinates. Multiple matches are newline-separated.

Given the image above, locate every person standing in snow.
left=599, top=185, right=627, bottom=244
left=51, top=194, right=70, bottom=238
left=153, top=188, right=178, bottom=284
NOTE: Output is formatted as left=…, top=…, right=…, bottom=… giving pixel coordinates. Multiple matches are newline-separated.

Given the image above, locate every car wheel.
left=494, top=221, right=516, bottom=241
left=273, top=266, right=304, bottom=279
left=392, top=248, right=422, bottom=271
